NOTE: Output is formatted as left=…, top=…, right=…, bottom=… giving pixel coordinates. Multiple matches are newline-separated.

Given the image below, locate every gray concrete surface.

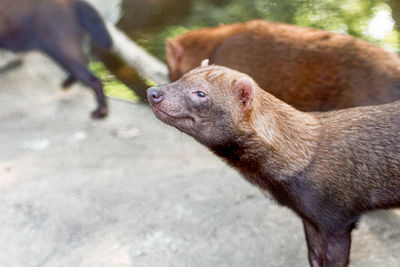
left=0, top=51, right=400, bottom=267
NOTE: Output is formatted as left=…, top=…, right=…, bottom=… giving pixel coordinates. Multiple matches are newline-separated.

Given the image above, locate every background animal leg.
left=61, top=73, right=77, bottom=89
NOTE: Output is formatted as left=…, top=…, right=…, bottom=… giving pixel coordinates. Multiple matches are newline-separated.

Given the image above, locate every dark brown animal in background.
left=147, top=65, right=400, bottom=267
left=166, top=20, right=400, bottom=111
left=0, top=0, right=112, bottom=118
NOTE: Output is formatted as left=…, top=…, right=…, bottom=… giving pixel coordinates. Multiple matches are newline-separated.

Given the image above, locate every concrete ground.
left=0, top=51, right=400, bottom=267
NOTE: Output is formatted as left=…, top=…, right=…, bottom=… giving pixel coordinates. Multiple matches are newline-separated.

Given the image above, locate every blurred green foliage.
left=134, top=0, right=399, bottom=60
left=89, top=62, right=138, bottom=102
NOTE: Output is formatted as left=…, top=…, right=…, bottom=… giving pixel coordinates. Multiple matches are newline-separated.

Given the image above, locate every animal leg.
left=71, top=66, right=107, bottom=118
left=61, top=74, right=77, bottom=89
left=303, top=220, right=353, bottom=267
left=41, top=46, right=107, bottom=118
left=321, top=228, right=352, bottom=267
left=303, top=220, right=324, bottom=267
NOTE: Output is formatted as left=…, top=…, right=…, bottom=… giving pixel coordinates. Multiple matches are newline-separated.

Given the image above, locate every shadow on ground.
left=0, top=51, right=399, bottom=267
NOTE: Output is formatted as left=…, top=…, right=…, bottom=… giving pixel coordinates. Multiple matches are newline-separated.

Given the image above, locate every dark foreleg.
left=303, top=220, right=353, bottom=267
left=303, top=220, right=324, bottom=267
left=322, top=228, right=352, bottom=267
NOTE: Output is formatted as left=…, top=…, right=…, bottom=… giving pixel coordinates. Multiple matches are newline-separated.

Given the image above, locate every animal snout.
left=147, top=87, right=164, bottom=104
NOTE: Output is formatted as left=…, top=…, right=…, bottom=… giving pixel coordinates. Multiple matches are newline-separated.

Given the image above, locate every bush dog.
left=0, top=0, right=112, bottom=118
left=166, top=20, right=400, bottom=111
left=147, top=65, right=400, bottom=267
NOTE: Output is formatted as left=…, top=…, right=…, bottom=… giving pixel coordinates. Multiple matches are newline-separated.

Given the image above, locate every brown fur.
left=147, top=65, right=400, bottom=267
left=167, top=20, right=400, bottom=111
left=0, top=0, right=112, bottom=118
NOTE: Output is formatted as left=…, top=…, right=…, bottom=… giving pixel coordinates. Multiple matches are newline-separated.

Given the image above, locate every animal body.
left=0, top=0, right=112, bottom=118
left=147, top=65, right=400, bottom=267
left=166, top=20, right=400, bottom=111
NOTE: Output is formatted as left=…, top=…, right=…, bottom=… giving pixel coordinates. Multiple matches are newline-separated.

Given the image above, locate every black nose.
left=147, top=87, right=164, bottom=104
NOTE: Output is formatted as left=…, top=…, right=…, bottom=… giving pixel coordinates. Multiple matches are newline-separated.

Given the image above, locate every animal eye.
left=196, top=91, right=207, bottom=97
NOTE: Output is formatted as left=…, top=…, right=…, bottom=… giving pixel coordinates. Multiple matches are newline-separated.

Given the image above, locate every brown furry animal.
left=166, top=20, right=400, bottom=111
left=147, top=65, right=400, bottom=267
left=0, top=0, right=112, bottom=118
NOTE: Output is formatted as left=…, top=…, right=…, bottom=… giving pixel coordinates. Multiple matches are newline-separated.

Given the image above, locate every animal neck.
left=212, top=90, right=320, bottom=186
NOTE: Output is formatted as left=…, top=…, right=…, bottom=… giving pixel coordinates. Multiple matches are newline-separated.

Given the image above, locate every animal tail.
left=75, top=0, right=112, bottom=49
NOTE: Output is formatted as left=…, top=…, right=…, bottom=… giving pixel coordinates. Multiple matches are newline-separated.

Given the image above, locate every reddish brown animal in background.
left=0, top=0, right=112, bottom=118
left=166, top=20, right=400, bottom=111
left=147, top=65, right=400, bottom=267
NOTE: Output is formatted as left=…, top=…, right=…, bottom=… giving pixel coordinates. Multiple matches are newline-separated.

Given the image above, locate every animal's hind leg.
left=42, top=46, right=108, bottom=118
left=61, top=74, right=77, bottom=89
left=61, top=64, right=107, bottom=118
left=0, top=58, right=23, bottom=74
left=83, top=71, right=108, bottom=118
left=70, top=65, right=107, bottom=118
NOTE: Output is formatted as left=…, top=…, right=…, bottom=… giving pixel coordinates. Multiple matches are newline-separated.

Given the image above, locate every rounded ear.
left=166, top=38, right=184, bottom=75
left=234, top=77, right=255, bottom=110
left=166, top=38, right=184, bottom=60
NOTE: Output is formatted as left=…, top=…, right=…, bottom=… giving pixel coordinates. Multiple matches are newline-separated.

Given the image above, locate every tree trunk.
left=105, top=22, right=169, bottom=85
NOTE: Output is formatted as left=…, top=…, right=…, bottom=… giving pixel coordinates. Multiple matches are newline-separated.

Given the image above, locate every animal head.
left=147, top=65, right=257, bottom=147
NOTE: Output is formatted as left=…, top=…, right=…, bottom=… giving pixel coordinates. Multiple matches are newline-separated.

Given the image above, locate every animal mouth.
left=152, top=106, right=195, bottom=123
